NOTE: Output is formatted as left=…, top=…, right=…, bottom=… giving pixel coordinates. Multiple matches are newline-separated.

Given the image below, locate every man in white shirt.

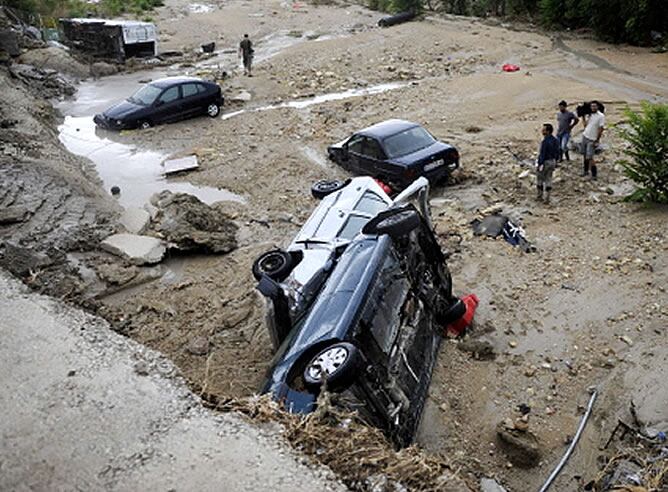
left=581, top=101, right=605, bottom=180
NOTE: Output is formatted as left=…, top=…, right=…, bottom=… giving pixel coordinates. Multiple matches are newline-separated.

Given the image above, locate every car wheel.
left=207, top=103, right=220, bottom=118
left=303, top=342, right=361, bottom=392
left=138, top=120, right=151, bottom=130
left=311, top=179, right=346, bottom=199
left=363, top=208, right=421, bottom=238
left=440, top=298, right=467, bottom=324
left=252, top=249, right=293, bottom=281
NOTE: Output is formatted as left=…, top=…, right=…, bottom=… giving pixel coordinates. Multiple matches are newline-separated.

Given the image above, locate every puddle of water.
left=58, top=115, right=244, bottom=209
left=222, top=81, right=407, bottom=120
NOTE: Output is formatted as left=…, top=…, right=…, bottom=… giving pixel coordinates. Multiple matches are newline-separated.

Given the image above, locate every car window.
left=369, top=253, right=407, bottom=353
left=128, top=84, right=162, bottom=106
left=347, top=134, right=365, bottom=154
left=158, top=86, right=181, bottom=104
left=337, top=214, right=370, bottom=240
left=362, top=138, right=386, bottom=160
left=355, top=191, right=387, bottom=216
left=383, top=126, right=436, bottom=158
left=182, top=83, right=198, bottom=98
left=196, top=83, right=209, bottom=94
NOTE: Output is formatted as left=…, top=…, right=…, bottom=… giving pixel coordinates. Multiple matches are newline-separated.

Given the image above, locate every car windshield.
left=383, top=127, right=436, bottom=158
left=128, top=84, right=162, bottom=106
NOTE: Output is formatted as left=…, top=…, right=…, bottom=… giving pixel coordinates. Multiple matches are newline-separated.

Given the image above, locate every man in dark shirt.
left=536, top=123, right=560, bottom=203
left=238, top=34, right=253, bottom=76
left=556, top=100, right=578, bottom=162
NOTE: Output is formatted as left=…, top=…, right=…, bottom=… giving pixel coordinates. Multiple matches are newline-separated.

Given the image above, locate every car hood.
left=390, top=141, right=454, bottom=165
left=103, top=99, right=144, bottom=119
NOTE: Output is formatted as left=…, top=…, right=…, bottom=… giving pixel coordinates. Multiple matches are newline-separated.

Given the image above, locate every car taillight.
left=404, top=168, right=417, bottom=179
left=447, top=149, right=459, bottom=162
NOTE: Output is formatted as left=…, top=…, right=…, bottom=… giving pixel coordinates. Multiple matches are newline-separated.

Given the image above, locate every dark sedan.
left=94, top=77, right=223, bottom=130
left=258, top=204, right=466, bottom=446
left=327, top=119, right=459, bottom=191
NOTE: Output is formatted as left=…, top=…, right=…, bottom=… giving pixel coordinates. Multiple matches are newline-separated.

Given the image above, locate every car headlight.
left=115, top=120, right=123, bottom=126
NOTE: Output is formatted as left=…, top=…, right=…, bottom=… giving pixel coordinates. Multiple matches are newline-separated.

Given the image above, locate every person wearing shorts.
left=536, top=123, right=560, bottom=203
left=581, top=101, right=605, bottom=180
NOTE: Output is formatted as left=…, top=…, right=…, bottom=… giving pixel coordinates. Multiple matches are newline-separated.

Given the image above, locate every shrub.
left=619, top=102, right=668, bottom=204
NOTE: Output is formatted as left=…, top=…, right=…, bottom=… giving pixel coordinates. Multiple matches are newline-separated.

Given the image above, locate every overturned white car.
left=252, top=176, right=431, bottom=348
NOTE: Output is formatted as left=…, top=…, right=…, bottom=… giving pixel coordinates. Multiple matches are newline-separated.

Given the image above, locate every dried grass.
left=594, top=448, right=668, bottom=491
left=208, top=391, right=470, bottom=491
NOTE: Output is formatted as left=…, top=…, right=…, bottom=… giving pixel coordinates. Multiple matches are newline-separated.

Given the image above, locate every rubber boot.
left=591, top=165, right=598, bottom=181
left=544, top=187, right=551, bottom=204
left=581, top=160, right=590, bottom=177
left=536, top=185, right=543, bottom=201
left=565, top=150, right=570, bottom=161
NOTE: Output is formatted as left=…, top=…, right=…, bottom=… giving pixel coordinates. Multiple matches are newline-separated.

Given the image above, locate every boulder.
left=0, top=29, right=20, bottom=57
left=232, top=90, right=252, bottom=102
left=90, top=61, right=119, bottom=78
left=101, top=233, right=166, bottom=265
left=1, top=241, right=55, bottom=276
left=496, top=421, right=541, bottom=467
left=119, top=207, right=150, bottom=234
left=149, top=191, right=237, bottom=253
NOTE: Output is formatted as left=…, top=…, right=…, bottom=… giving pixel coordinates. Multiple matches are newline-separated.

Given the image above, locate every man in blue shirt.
left=536, top=123, right=560, bottom=203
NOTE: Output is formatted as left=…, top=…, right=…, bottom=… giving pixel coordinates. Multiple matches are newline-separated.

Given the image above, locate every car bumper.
left=94, top=114, right=125, bottom=131
left=423, top=160, right=459, bottom=182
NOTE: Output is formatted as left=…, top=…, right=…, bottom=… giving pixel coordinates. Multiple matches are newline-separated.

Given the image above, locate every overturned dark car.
left=327, top=119, right=460, bottom=192
left=94, top=76, right=223, bottom=130
left=257, top=201, right=465, bottom=447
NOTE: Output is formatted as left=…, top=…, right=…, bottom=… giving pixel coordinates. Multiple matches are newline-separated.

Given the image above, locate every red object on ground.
left=375, top=179, right=393, bottom=195
left=502, top=64, right=521, bottom=72
left=446, top=294, right=479, bottom=337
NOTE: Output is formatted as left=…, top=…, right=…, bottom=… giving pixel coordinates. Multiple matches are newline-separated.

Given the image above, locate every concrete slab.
left=162, top=155, right=199, bottom=175
left=101, top=233, right=166, bottom=265
left=119, top=207, right=150, bottom=234
left=0, top=271, right=344, bottom=491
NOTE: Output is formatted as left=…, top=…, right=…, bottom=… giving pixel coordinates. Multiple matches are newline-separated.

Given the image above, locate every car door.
left=363, top=137, right=390, bottom=179
left=180, top=82, right=204, bottom=119
left=345, top=134, right=366, bottom=173
left=152, top=85, right=184, bottom=123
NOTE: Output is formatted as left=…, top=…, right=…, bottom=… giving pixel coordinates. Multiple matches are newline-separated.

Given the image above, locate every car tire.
left=207, top=103, right=220, bottom=118
left=252, top=249, right=293, bottom=281
left=440, top=298, right=467, bottom=324
left=303, top=342, right=362, bottom=392
left=363, top=208, right=421, bottom=238
left=311, top=180, right=346, bottom=199
left=138, top=120, right=151, bottom=130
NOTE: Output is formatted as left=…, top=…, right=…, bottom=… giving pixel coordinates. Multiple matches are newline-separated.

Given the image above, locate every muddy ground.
left=2, top=0, right=667, bottom=490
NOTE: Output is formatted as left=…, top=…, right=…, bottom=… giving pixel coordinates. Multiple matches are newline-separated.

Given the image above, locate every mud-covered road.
left=3, top=0, right=667, bottom=490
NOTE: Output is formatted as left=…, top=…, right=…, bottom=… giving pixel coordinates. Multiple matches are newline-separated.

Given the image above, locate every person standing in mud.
left=239, top=34, right=254, bottom=77
left=536, top=123, right=560, bottom=203
left=581, top=101, right=605, bottom=180
left=556, top=100, right=578, bottom=162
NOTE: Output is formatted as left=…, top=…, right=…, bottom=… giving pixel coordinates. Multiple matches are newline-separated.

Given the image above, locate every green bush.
left=619, top=102, right=668, bottom=204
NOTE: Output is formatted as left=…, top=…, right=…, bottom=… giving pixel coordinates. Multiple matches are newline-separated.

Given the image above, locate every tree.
left=619, top=102, right=668, bottom=204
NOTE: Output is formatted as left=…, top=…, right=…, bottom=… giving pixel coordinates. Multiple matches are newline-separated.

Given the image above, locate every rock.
left=119, top=207, right=151, bottom=234
left=0, top=205, right=30, bottom=224
left=496, top=421, right=541, bottom=467
left=90, top=61, right=119, bottom=78
left=186, top=336, right=210, bottom=356
left=232, top=90, right=252, bottom=102
left=458, top=339, right=496, bottom=359
left=134, top=361, right=149, bottom=376
left=149, top=191, right=237, bottom=253
left=101, top=233, right=166, bottom=265
left=1, top=242, right=55, bottom=276
left=480, top=478, right=508, bottom=492
left=95, top=262, right=139, bottom=285
left=0, top=29, right=20, bottom=57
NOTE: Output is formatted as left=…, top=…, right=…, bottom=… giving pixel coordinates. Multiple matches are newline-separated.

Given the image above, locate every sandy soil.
left=5, top=0, right=667, bottom=490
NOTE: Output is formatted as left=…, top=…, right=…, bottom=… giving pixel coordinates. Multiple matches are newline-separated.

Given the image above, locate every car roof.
left=357, top=119, right=420, bottom=139
left=150, top=76, right=207, bottom=88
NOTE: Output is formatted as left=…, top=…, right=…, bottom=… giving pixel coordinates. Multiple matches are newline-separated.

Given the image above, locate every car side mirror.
left=363, top=206, right=421, bottom=239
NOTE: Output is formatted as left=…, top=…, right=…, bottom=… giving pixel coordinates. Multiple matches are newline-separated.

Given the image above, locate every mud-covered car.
left=327, top=119, right=460, bottom=191
left=252, top=176, right=431, bottom=349
left=94, top=76, right=223, bottom=130
left=258, top=203, right=465, bottom=446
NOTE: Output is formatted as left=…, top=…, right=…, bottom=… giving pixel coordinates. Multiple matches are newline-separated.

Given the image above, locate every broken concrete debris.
left=480, top=477, right=508, bottom=492
left=163, top=155, right=199, bottom=175
left=101, top=233, right=166, bottom=265
left=496, top=419, right=541, bottom=467
left=119, top=207, right=150, bottom=234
